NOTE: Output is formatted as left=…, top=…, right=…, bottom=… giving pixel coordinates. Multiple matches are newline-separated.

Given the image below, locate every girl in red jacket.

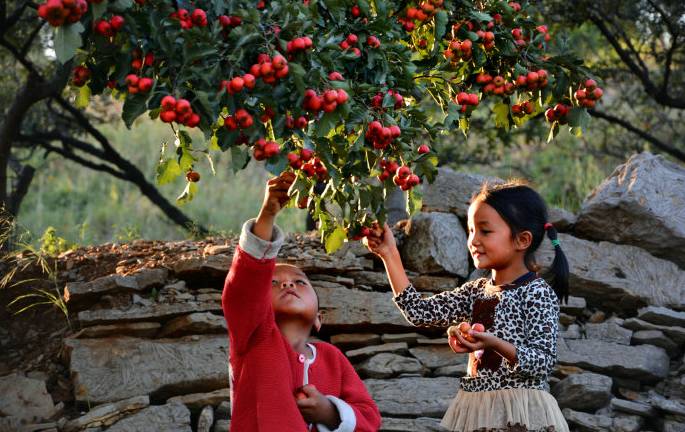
left=222, top=171, right=382, bottom=432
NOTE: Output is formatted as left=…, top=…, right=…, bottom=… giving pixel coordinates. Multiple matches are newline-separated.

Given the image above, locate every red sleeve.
left=222, top=246, right=275, bottom=356
left=338, top=352, right=382, bottom=431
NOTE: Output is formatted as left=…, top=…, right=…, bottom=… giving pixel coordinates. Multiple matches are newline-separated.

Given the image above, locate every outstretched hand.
left=362, top=222, right=397, bottom=260
left=260, top=171, right=296, bottom=218
left=448, top=325, right=498, bottom=353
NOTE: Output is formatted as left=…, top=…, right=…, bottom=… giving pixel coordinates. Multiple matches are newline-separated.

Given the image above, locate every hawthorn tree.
left=40, top=0, right=600, bottom=251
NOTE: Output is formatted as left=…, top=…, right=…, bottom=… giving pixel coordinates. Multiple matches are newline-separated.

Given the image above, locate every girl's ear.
left=313, top=312, right=323, bottom=333
left=515, top=230, right=533, bottom=251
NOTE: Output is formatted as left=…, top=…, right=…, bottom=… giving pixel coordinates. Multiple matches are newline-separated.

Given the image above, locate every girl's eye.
left=296, top=280, right=306, bottom=285
left=481, top=230, right=491, bottom=234
left=272, top=280, right=279, bottom=286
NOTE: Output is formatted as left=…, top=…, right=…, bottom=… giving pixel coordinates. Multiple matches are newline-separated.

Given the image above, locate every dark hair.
left=471, top=180, right=569, bottom=303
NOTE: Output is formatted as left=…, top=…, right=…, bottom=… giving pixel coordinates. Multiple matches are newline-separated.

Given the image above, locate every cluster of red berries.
left=574, top=79, right=603, bottom=109
left=285, top=114, right=309, bottom=129
left=125, top=74, right=153, bottom=94
left=481, top=75, right=515, bottom=96
left=224, top=109, right=254, bottom=130
left=37, top=0, right=87, bottom=27
left=393, top=165, right=420, bottom=191
left=93, top=15, right=124, bottom=38
left=170, top=8, right=207, bottom=29
left=367, top=35, right=381, bottom=48
left=131, top=49, right=154, bottom=70
left=515, top=69, right=549, bottom=90
left=248, top=54, right=289, bottom=85
left=511, top=100, right=534, bottom=117
left=400, top=0, right=444, bottom=31
left=159, top=96, right=200, bottom=127
left=286, top=36, right=313, bottom=54
left=339, top=34, right=362, bottom=57
left=303, top=88, right=349, bottom=114
left=366, top=121, right=401, bottom=150
left=511, top=27, right=528, bottom=48
left=377, top=158, right=399, bottom=181
left=545, top=103, right=572, bottom=124
left=253, top=138, right=280, bottom=161
left=71, top=66, right=91, bottom=87
left=218, top=15, right=241, bottom=30
left=508, top=1, right=522, bottom=12
left=288, top=149, right=328, bottom=181
left=475, top=30, right=495, bottom=50
left=220, top=74, right=256, bottom=95
left=444, top=39, right=472, bottom=62
left=371, top=89, right=404, bottom=110
left=536, top=25, right=552, bottom=43
left=455, top=92, right=479, bottom=111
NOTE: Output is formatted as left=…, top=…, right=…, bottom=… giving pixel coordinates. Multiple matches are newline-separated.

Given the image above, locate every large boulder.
left=421, top=167, right=502, bottom=217
left=365, top=377, right=457, bottom=418
left=574, top=152, right=685, bottom=268
left=551, top=372, right=613, bottom=411
left=400, top=212, right=469, bottom=277
left=537, top=234, right=685, bottom=313
left=557, top=338, right=669, bottom=382
left=0, top=374, right=56, bottom=423
left=65, top=336, right=228, bottom=404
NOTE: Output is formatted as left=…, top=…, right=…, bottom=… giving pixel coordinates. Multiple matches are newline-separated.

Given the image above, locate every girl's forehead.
left=273, top=264, right=308, bottom=279
left=468, top=200, right=503, bottom=223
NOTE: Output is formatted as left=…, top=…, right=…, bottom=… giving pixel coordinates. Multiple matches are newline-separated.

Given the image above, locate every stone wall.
left=1, top=152, right=684, bottom=432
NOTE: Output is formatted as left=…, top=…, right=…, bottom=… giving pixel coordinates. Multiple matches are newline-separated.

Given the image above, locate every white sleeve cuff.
left=316, top=395, right=356, bottom=432
left=238, top=218, right=285, bottom=260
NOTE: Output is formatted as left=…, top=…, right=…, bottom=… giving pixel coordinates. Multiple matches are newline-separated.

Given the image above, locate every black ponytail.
left=473, top=180, right=570, bottom=303
left=542, top=223, right=569, bottom=304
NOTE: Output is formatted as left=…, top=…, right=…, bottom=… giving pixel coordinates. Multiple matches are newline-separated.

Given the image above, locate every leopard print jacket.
left=394, top=276, right=559, bottom=393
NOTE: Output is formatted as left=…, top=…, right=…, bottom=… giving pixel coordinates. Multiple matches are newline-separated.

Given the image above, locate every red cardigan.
left=222, top=246, right=382, bottom=431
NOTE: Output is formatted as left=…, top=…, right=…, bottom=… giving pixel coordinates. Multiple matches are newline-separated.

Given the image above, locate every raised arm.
left=364, top=223, right=475, bottom=327
left=222, top=172, right=295, bottom=355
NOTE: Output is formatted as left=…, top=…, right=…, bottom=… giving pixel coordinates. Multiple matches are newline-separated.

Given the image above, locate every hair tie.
left=551, top=239, right=560, bottom=247
left=544, top=223, right=553, bottom=231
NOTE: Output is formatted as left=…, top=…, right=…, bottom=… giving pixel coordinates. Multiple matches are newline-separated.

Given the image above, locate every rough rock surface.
left=64, top=336, right=228, bottom=404
left=574, top=152, right=685, bottom=268
left=400, top=212, right=470, bottom=277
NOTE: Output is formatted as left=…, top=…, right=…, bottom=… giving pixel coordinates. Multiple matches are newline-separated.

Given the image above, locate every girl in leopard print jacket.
left=365, top=181, right=571, bottom=432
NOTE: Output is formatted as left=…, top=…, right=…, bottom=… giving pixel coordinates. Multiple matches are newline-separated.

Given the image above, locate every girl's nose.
left=281, top=281, right=295, bottom=289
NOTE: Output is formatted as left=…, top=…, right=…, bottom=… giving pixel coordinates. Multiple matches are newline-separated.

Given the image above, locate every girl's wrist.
left=380, top=245, right=401, bottom=262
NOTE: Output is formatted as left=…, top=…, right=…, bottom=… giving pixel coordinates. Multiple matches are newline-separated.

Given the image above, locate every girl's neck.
left=491, top=262, right=531, bottom=286
left=277, top=319, right=314, bottom=357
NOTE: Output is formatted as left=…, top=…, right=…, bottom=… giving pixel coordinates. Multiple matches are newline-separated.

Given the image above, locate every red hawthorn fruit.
left=186, top=171, right=200, bottom=182
left=160, top=110, right=176, bottom=123
left=328, top=71, right=344, bottom=81
left=175, top=99, right=191, bottom=114
left=366, top=35, right=380, bottom=48
left=418, top=144, right=430, bottom=154
left=161, top=95, right=176, bottom=111
left=109, top=15, right=124, bottom=31
left=300, top=148, right=314, bottom=161
left=229, top=77, right=244, bottom=93
left=137, top=77, right=153, bottom=93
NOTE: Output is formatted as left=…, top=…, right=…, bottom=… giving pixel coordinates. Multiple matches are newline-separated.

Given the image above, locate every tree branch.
left=589, top=109, right=685, bottom=162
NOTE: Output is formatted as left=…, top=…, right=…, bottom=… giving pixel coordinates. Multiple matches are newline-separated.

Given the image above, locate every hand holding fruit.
left=294, top=385, right=341, bottom=429
left=259, top=171, right=296, bottom=218
left=447, top=322, right=492, bottom=353
left=362, top=223, right=398, bottom=260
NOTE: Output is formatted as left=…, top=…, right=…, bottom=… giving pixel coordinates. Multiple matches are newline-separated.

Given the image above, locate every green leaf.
left=156, top=158, right=182, bottom=185
left=407, top=188, right=423, bottom=216
left=315, top=112, right=339, bottom=138
left=91, top=1, right=107, bottom=19
left=178, top=147, right=195, bottom=172
left=76, top=85, right=91, bottom=109
left=567, top=107, right=591, bottom=129
left=492, top=103, right=510, bottom=130
left=54, top=23, right=84, bottom=64
left=324, top=225, right=346, bottom=254
left=110, top=0, right=133, bottom=12
left=122, top=95, right=149, bottom=128
left=470, top=11, right=493, bottom=22
left=434, top=10, right=448, bottom=41
left=230, top=146, right=250, bottom=173
left=176, top=181, right=198, bottom=205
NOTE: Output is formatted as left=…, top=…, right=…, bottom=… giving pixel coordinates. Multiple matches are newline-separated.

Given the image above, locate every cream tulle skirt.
left=440, top=388, right=570, bottom=432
